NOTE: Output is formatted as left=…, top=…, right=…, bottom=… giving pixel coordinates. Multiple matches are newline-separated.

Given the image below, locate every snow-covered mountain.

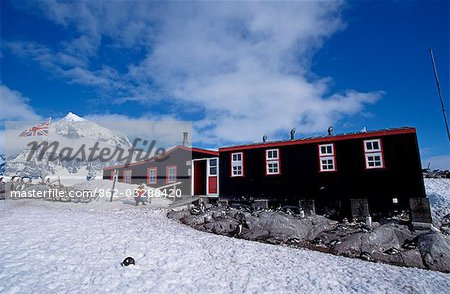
left=52, top=112, right=131, bottom=147
left=60, top=112, right=87, bottom=122
left=4, top=112, right=132, bottom=179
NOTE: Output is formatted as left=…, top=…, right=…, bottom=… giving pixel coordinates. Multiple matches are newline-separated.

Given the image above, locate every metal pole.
left=429, top=48, right=450, bottom=141
left=110, top=169, right=117, bottom=202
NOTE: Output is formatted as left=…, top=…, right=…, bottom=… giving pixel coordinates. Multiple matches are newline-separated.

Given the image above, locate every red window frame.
left=147, top=167, right=157, bottom=185
left=123, top=170, right=132, bottom=183
left=265, top=149, right=280, bottom=175
left=318, top=143, right=336, bottom=172
left=363, top=139, right=385, bottom=169
left=166, top=165, right=177, bottom=184
left=230, top=152, right=244, bottom=177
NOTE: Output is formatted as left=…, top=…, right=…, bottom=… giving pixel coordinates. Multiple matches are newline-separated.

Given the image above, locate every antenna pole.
left=429, top=48, right=450, bottom=141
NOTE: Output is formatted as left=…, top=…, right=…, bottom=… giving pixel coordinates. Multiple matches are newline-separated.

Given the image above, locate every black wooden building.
left=103, top=127, right=428, bottom=220
left=218, top=127, right=426, bottom=219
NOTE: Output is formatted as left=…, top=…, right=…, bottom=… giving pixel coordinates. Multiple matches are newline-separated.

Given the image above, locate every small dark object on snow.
left=121, top=257, right=135, bottom=266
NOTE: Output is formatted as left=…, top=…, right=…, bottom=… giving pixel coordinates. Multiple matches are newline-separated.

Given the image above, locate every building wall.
left=103, top=148, right=217, bottom=196
left=219, top=131, right=425, bottom=218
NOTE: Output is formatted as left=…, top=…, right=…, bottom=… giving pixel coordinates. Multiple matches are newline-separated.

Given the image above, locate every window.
left=123, top=170, right=132, bottom=183
left=209, top=158, right=218, bottom=176
left=319, top=144, right=333, bottom=156
left=231, top=152, right=244, bottom=177
left=110, top=170, right=114, bottom=180
left=318, top=144, right=336, bottom=172
left=266, top=149, right=280, bottom=175
left=364, top=139, right=381, bottom=152
left=166, top=166, right=177, bottom=183
left=365, top=153, right=383, bottom=168
left=364, top=139, right=384, bottom=169
left=147, top=167, right=157, bottom=185
left=320, top=157, right=335, bottom=171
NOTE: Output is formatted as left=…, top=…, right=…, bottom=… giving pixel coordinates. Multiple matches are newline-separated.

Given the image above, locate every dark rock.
left=167, top=210, right=191, bottom=221
left=399, top=250, right=426, bottom=269
left=180, top=214, right=206, bottom=226
left=417, top=233, right=450, bottom=272
left=335, top=223, right=416, bottom=257
left=204, top=219, right=239, bottom=235
left=242, top=212, right=334, bottom=241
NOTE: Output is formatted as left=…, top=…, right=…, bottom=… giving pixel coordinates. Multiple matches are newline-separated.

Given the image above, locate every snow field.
left=425, top=178, right=450, bottom=222
left=1, top=199, right=449, bottom=294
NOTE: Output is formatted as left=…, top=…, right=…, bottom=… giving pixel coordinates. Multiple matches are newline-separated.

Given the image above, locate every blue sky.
left=1, top=0, right=449, bottom=169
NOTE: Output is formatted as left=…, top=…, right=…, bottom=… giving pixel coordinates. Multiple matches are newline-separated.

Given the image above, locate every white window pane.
left=373, top=141, right=379, bottom=150
left=319, top=144, right=333, bottom=155
left=320, top=156, right=335, bottom=171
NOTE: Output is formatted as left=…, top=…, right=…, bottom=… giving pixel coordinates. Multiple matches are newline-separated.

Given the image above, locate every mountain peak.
left=61, top=112, right=86, bottom=122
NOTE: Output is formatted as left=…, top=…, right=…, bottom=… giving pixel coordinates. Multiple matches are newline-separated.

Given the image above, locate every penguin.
left=234, top=223, right=243, bottom=236
left=329, top=239, right=341, bottom=247
left=402, top=239, right=418, bottom=250
left=121, top=257, right=135, bottom=266
left=200, top=201, right=206, bottom=213
left=384, top=248, right=400, bottom=255
left=360, top=252, right=373, bottom=261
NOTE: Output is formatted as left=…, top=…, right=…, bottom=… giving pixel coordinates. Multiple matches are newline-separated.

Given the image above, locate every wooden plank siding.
left=218, top=128, right=425, bottom=218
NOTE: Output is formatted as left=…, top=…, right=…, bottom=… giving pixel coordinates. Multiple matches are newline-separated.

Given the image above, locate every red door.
left=207, top=158, right=218, bottom=195
left=208, top=176, right=217, bottom=194
left=194, top=160, right=206, bottom=195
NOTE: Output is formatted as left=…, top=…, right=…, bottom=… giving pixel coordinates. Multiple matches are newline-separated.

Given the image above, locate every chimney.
left=290, top=129, right=296, bottom=140
left=182, top=132, right=189, bottom=147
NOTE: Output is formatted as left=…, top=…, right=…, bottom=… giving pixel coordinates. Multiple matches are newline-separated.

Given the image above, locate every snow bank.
left=70, top=179, right=171, bottom=209
left=1, top=201, right=449, bottom=293
left=425, top=178, right=450, bottom=222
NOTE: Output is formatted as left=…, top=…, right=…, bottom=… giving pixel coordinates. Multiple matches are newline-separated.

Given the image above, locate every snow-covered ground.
left=425, top=178, right=450, bottom=222
left=1, top=194, right=450, bottom=293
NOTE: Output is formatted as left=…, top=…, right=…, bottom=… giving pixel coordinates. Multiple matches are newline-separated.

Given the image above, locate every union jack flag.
left=19, top=120, right=50, bottom=137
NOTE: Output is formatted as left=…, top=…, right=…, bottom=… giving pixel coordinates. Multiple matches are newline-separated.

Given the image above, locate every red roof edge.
left=219, top=127, right=417, bottom=152
left=104, top=145, right=218, bottom=170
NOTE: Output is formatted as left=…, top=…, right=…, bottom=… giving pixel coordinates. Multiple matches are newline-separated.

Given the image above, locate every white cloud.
left=83, top=113, right=192, bottom=148
left=0, top=85, right=41, bottom=154
left=0, top=85, right=40, bottom=121
left=8, top=1, right=383, bottom=144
